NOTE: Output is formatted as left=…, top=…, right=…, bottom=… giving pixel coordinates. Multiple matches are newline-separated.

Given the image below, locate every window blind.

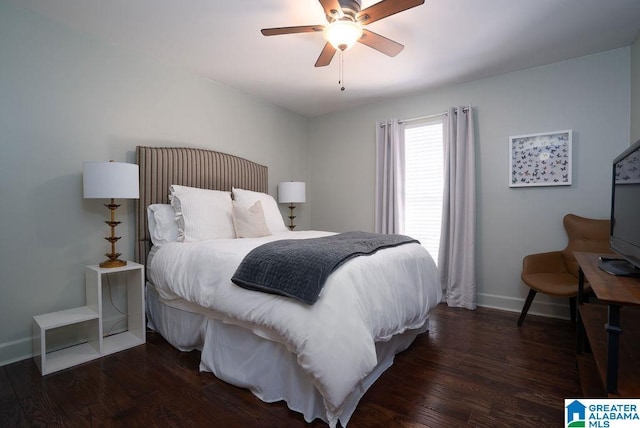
left=404, top=120, right=444, bottom=264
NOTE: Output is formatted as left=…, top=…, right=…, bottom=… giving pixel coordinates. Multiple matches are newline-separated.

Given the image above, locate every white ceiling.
left=11, top=0, right=640, bottom=117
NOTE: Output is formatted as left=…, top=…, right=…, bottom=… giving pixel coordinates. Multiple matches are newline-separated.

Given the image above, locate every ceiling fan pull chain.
left=339, top=50, right=345, bottom=91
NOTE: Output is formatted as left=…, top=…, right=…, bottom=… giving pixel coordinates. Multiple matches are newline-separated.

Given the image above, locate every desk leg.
left=605, top=304, right=622, bottom=394
left=576, top=268, right=585, bottom=354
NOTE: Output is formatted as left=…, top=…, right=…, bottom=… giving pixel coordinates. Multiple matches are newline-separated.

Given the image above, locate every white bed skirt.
left=146, top=283, right=429, bottom=427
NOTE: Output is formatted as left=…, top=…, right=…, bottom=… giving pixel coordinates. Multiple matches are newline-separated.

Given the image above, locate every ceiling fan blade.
left=357, top=0, right=425, bottom=25
left=318, top=0, right=343, bottom=20
left=261, top=25, right=324, bottom=36
left=358, top=29, right=404, bottom=56
left=315, top=42, right=337, bottom=67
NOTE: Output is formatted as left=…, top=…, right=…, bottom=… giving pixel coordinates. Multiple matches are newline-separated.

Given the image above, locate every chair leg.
left=517, top=289, right=537, bottom=327
left=569, top=296, right=576, bottom=323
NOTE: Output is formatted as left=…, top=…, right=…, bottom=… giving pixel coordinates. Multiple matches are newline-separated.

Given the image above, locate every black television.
left=599, top=138, right=640, bottom=276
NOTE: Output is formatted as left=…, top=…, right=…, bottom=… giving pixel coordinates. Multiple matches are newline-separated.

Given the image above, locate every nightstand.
left=33, top=262, right=145, bottom=375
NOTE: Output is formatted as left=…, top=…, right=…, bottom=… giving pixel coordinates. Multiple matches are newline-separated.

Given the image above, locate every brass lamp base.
left=287, top=204, right=296, bottom=230
left=99, top=198, right=127, bottom=269
left=99, top=258, right=127, bottom=269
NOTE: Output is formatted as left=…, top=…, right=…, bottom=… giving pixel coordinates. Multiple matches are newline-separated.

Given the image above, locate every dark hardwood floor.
left=1, top=305, right=580, bottom=427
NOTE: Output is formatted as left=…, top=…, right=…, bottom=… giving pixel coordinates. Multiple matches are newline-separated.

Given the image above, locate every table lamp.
left=83, top=161, right=139, bottom=268
left=278, top=181, right=306, bottom=230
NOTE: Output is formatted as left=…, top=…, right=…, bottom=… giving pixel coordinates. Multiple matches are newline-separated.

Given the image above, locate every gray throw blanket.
left=231, top=231, right=419, bottom=305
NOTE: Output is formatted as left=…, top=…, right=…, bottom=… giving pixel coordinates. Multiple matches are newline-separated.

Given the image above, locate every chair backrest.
left=561, top=213, right=612, bottom=277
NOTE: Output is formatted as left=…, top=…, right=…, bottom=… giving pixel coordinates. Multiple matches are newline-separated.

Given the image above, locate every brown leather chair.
left=517, top=214, right=612, bottom=326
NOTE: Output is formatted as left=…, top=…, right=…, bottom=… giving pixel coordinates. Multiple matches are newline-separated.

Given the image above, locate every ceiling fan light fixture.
left=323, top=20, right=363, bottom=51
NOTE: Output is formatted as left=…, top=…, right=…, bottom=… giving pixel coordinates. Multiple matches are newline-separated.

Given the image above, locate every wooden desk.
left=575, top=252, right=640, bottom=397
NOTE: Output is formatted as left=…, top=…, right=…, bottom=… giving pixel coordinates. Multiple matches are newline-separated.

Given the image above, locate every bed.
left=135, top=146, right=442, bottom=427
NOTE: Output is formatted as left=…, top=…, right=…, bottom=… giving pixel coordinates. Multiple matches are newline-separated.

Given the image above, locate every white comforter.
left=149, top=231, right=441, bottom=422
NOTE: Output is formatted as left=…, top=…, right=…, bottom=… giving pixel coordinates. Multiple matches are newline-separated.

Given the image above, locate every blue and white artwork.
left=509, top=130, right=572, bottom=187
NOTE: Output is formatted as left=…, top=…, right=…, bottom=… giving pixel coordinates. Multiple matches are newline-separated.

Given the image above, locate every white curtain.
left=439, top=106, right=477, bottom=309
left=375, top=119, right=406, bottom=234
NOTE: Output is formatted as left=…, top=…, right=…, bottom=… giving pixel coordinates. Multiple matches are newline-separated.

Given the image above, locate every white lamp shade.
left=278, top=182, right=306, bottom=204
left=83, top=161, right=139, bottom=199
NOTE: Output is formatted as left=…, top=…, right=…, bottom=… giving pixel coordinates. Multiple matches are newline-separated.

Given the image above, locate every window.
left=404, top=120, right=444, bottom=264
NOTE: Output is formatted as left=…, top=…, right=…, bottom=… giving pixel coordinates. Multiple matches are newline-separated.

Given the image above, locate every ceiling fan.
left=261, top=0, right=425, bottom=67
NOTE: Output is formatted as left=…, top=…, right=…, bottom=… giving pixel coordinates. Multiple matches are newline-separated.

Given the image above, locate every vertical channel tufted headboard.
left=135, top=146, right=268, bottom=266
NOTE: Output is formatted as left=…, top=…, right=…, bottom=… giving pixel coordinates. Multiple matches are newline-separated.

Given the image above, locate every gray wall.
left=308, top=47, right=631, bottom=318
left=632, top=33, right=640, bottom=143
left=0, top=2, right=309, bottom=365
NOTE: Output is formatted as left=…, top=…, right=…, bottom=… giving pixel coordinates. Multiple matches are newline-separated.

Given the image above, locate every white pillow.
left=170, top=185, right=235, bottom=241
left=147, top=204, right=179, bottom=246
left=232, top=187, right=288, bottom=233
left=232, top=200, right=272, bottom=238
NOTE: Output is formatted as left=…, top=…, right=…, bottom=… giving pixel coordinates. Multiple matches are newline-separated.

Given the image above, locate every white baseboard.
left=0, top=337, right=33, bottom=367
left=477, top=292, right=572, bottom=320
left=1, top=296, right=570, bottom=367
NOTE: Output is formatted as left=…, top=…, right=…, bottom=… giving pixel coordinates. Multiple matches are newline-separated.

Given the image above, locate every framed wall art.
left=509, top=129, right=572, bottom=187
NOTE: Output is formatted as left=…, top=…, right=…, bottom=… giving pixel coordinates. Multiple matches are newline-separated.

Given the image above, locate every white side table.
left=33, top=262, right=145, bottom=375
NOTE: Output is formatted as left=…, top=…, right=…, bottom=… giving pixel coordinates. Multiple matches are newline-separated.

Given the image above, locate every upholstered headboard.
left=135, top=146, right=268, bottom=265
